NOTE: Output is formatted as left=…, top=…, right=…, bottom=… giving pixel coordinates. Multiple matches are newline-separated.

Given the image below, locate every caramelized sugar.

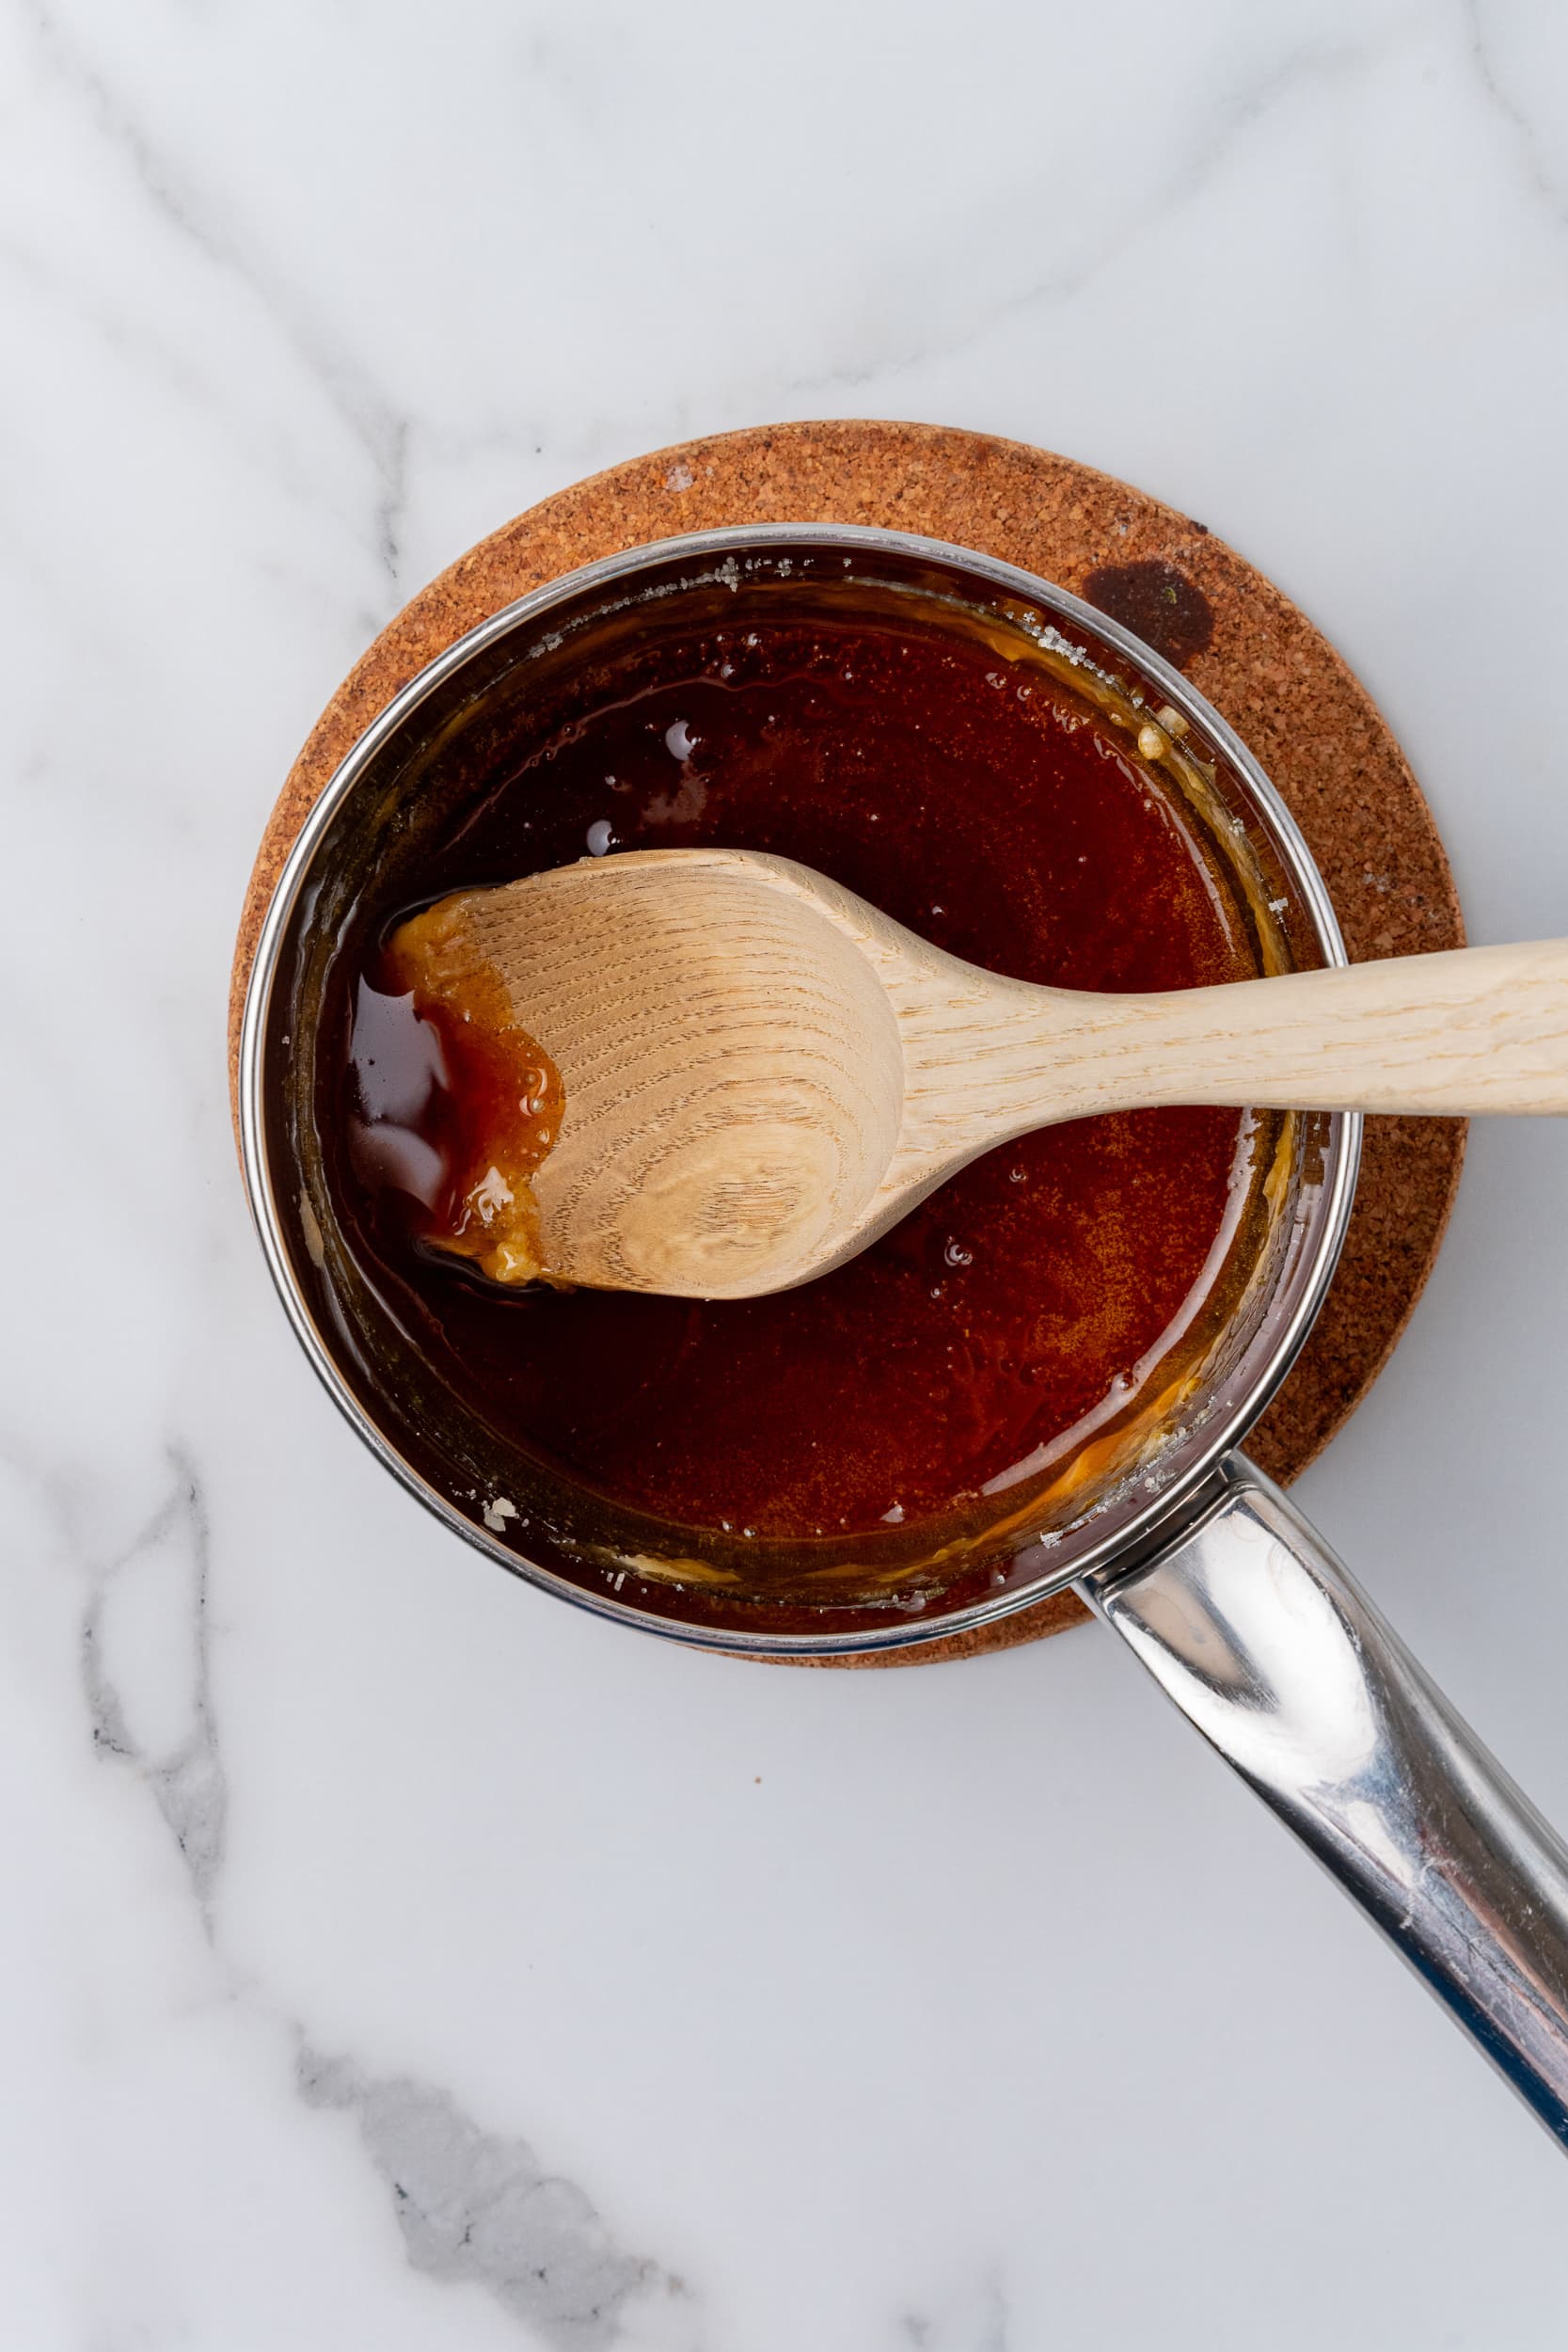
left=364, top=899, right=565, bottom=1284
left=327, top=614, right=1264, bottom=1541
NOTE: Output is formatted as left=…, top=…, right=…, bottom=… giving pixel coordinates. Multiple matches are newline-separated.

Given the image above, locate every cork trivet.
left=230, top=421, right=1465, bottom=1668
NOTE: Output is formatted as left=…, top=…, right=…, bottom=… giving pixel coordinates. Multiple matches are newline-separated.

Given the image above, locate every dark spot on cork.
left=1081, top=559, right=1215, bottom=670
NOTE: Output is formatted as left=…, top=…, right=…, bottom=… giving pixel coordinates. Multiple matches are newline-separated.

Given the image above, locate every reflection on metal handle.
left=1078, top=1456, right=1568, bottom=2148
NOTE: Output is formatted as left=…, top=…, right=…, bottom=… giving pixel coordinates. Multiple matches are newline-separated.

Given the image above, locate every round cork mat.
left=230, top=420, right=1465, bottom=1668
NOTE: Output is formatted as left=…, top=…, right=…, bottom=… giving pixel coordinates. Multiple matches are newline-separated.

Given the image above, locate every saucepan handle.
left=1077, top=1455, right=1568, bottom=2147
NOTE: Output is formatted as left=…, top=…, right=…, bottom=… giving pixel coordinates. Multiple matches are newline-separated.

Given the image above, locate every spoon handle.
left=969, top=939, right=1568, bottom=1122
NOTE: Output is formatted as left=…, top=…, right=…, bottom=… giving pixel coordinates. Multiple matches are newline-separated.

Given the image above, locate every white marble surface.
left=5, top=0, right=1568, bottom=2342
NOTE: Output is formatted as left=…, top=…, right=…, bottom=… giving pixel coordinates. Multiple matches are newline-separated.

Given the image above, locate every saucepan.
left=237, top=524, right=1568, bottom=2145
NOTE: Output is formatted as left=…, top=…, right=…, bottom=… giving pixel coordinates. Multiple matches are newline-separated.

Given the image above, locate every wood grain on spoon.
left=393, top=847, right=1568, bottom=1300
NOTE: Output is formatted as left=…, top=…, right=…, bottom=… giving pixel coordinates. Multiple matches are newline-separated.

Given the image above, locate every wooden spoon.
left=427, top=847, right=1568, bottom=1300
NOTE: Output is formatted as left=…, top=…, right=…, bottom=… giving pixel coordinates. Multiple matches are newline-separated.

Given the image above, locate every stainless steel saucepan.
left=239, top=524, right=1568, bottom=2146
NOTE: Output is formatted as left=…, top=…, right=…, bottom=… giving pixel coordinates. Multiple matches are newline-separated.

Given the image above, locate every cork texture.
left=230, top=420, right=1465, bottom=1669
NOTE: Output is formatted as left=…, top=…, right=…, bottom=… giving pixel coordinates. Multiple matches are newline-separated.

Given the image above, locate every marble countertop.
left=7, top=2, right=1568, bottom=2344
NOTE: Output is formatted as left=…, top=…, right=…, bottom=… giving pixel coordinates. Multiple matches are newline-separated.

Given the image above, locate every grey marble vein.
left=80, top=1448, right=227, bottom=1919
left=781, top=31, right=1383, bottom=403
left=66, top=1447, right=697, bottom=2341
left=901, top=2276, right=1008, bottom=2352
left=375, top=413, right=411, bottom=591
left=1465, top=0, right=1568, bottom=230
left=0, top=219, right=341, bottom=552
left=24, top=0, right=411, bottom=596
left=298, top=2048, right=684, bottom=2348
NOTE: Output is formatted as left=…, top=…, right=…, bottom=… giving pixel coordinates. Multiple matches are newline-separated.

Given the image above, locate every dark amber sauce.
left=330, top=615, right=1260, bottom=1541
left=356, top=903, right=564, bottom=1285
